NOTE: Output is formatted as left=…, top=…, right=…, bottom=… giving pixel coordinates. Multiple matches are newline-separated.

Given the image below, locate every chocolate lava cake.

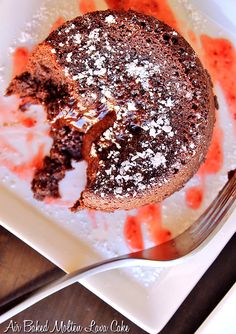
left=6, top=10, right=216, bottom=211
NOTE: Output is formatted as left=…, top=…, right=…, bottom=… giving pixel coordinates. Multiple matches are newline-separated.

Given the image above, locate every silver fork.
left=0, top=170, right=235, bottom=324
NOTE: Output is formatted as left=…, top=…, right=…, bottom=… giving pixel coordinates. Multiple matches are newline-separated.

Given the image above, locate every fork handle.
left=0, top=256, right=133, bottom=324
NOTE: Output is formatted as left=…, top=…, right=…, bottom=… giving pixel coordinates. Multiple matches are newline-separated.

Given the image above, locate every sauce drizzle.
left=78, top=0, right=96, bottom=14
left=201, top=35, right=236, bottom=128
left=185, top=186, right=203, bottom=210
left=124, top=215, right=144, bottom=251
left=50, top=17, right=65, bottom=32
left=12, top=47, right=30, bottom=77
left=124, top=204, right=171, bottom=251
left=105, top=0, right=178, bottom=30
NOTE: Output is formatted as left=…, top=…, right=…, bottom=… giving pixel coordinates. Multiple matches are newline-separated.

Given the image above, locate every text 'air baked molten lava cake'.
left=6, top=10, right=216, bottom=211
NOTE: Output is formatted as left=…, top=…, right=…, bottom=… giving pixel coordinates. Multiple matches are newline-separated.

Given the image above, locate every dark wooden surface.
left=0, top=226, right=235, bottom=334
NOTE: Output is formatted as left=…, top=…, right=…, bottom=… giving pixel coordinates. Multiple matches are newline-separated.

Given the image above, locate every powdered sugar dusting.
left=105, top=15, right=116, bottom=24
left=125, top=61, right=160, bottom=90
left=74, top=32, right=82, bottom=44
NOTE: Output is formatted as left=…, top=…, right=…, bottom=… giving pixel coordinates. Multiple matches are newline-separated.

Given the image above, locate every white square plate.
left=0, top=1, right=235, bottom=333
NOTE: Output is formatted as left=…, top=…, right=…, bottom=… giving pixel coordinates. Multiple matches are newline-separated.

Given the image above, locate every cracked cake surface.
left=6, top=10, right=216, bottom=211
